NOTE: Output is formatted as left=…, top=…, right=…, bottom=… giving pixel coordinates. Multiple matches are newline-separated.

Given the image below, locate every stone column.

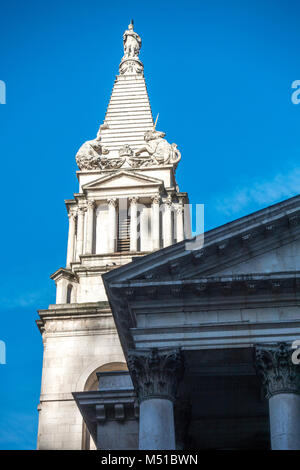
left=129, top=196, right=139, bottom=252
left=163, top=197, right=173, bottom=248
left=107, top=198, right=117, bottom=253
left=255, top=342, right=300, bottom=450
left=56, top=278, right=69, bottom=304
left=151, top=194, right=160, bottom=251
left=176, top=205, right=184, bottom=242
left=66, top=210, right=77, bottom=267
left=85, top=199, right=95, bottom=254
left=128, top=348, right=184, bottom=450
left=76, top=205, right=86, bottom=260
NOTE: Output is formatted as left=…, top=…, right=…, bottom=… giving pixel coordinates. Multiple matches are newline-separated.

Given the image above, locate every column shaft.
left=129, top=197, right=138, bottom=252
left=66, top=211, right=76, bottom=267
left=139, top=399, right=175, bottom=450
left=56, top=278, right=68, bottom=304
left=151, top=195, right=160, bottom=251
left=163, top=201, right=173, bottom=248
left=76, top=207, right=85, bottom=260
left=85, top=200, right=95, bottom=254
left=269, top=393, right=300, bottom=450
left=108, top=198, right=117, bottom=253
left=176, top=206, right=184, bottom=242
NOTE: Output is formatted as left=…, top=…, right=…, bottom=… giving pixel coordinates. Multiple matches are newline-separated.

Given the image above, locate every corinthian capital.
left=176, top=204, right=184, bottom=214
left=165, top=195, right=173, bottom=206
left=129, top=196, right=139, bottom=205
left=87, top=199, right=95, bottom=209
left=68, top=209, right=77, bottom=220
left=128, top=348, right=184, bottom=402
left=107, top=197, right=117, bottom=207
left=151, top=194, right=160, bottom=204
left=77, top=205, right=87, bottom=215
left=254, top=342, right=300, bottom=399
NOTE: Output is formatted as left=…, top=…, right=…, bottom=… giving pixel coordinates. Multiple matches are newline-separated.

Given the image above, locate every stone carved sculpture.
left=100, top=157, right=125, bottom=170
left=119, top=60, right=143, bottom=75
left=123, top=20, right=141, bottom=59
left=119, top=21, right=144, bottom=75
left=75, top=116, right=181, bottom=170
left=135, top=129, right=181, bottom=166
left=75, top=129, right=109, bottom=171
left=76, top=130, right=181, bottom=169
left=119, top=145, right=134, bottom=157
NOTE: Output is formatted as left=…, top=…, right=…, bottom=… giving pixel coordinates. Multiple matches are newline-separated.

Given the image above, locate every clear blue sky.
left=0, top=0, right=300, bottom=449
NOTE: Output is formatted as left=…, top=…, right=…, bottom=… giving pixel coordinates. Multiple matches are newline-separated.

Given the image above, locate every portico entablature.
left=105, top=272, right=300, bottom=353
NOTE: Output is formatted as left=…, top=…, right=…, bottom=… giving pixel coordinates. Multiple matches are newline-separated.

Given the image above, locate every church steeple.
left=37, top=22, right=190, bottom=451
left=99, top=21, right=153, bottom=157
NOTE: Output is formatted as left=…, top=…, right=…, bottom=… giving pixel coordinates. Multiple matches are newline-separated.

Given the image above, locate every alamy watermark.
left=0, top=80, right=6, bottom=104
left=0, top=340, right=6, bottom=364
left=291, top=80, right=300, bottom=104
left=291, top=340, right=300, bottom=365
left=116, top=199, right=204, bottom=252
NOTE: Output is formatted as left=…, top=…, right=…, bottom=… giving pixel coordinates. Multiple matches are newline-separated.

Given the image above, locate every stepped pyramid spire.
left=100, top=20, right=153, bottom=156
left=75, top=22, right=181, bottom=170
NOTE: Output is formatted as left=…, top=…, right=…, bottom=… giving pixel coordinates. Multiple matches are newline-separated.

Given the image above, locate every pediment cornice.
left=82, top=170, right=163, bottom=191
left=110, top=271, right=300, bottom=301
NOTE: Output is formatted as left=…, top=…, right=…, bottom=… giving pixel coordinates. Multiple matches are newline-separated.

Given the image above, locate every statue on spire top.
left=119, top=21, right=144, bottom=75
left=123, top=20, right=142, bottom=59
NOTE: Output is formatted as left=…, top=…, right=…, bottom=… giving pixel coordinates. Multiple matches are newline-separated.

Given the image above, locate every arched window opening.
left=66, top=284, right=73, bottom=304
left=82, top=362, right=128, bottom=449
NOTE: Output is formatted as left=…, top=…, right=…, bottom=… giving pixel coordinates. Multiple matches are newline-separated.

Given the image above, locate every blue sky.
left=0, top=0, right=300, bottom=449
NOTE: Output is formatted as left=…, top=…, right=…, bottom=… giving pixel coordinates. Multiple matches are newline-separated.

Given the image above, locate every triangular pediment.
left=82, top=170, right=163, bottom=191
left=182, top=235, right=300, bottom=281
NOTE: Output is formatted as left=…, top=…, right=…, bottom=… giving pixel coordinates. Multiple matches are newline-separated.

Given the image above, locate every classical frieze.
left=255, top=342, right=300, bottom=398
left=127, top=348, right=184, bottom=402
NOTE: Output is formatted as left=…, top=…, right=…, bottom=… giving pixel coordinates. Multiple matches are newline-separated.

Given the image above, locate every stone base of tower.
left=36, top=302, right=126, bottom=450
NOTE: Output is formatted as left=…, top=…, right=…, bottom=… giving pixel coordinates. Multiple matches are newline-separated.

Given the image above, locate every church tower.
left=36, top=22, right=190, bottom=450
